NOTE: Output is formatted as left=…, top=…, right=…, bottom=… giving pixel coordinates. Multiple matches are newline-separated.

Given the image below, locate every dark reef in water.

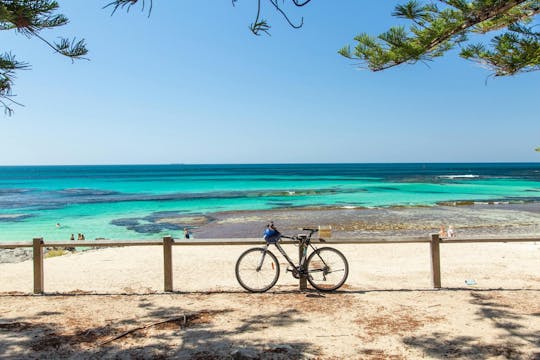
left=110, top=218, right=140, bottom=227
left=55, top=188, right=120, bottom=196
left=0, top=214, right=34, bottom=222
left=110, top=211, right=214, bottom=234
left=142, top=211, right=186, bottom=222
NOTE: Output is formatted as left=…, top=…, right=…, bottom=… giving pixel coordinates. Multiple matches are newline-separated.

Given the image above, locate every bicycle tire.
left=235, top=247, right=280, bottom=292
left=306, top=247, right=349, bottom=291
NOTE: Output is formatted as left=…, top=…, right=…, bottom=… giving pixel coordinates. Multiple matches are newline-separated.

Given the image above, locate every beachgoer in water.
left=439, top=225, right=447, bottom=238
left=77, top=233, right=82, bottom=241
left=447, top=225, right=455, bottom=238
left=81, top=233, right=85, bottom=240
left=184, top=228, right=190, bottom=239
left=70, top=234, right=74, bottom=241
left=56, top=223, right=61, bottom=228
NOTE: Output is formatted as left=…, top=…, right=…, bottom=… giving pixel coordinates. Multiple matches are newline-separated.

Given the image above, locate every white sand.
left=1, top=242, right=539, bottom=293
left=0, top=241, right=539, bottom=358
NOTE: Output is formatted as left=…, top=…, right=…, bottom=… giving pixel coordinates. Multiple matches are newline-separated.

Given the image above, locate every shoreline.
left=3, top=198, right=540, bottom=241
left=2, top=202, right=540, bottom=264
left=1, top=211, right=539, bottom=358
left=190, top=202, right=540, bottom=239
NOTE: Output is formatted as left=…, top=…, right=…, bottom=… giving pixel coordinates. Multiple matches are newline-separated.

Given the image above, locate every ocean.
left=1, top=163, right=540, bottom=241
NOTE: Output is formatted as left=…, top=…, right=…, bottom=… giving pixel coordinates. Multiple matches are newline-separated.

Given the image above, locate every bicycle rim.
left=306, top=247, right=348, bottom=291
left=235, top=248, right=280, bottom=292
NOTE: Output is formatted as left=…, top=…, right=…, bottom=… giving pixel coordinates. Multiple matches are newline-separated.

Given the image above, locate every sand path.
left=0, top=242, right=539, bottom=358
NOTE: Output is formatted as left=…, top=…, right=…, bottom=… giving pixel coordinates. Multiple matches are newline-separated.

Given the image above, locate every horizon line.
left=1, top=161, right=540, bottom=167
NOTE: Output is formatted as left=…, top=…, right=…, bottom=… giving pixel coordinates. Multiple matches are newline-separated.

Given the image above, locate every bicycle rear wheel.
left=235, top=247, right=280, bottom=292
left=306, top=247, right=348, bottom=291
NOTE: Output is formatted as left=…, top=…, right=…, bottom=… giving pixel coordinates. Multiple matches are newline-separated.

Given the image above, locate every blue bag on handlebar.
left=263, top=228, right=281, bottom=243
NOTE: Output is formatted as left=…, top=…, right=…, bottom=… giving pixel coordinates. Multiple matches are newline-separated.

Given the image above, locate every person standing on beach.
left=439, top=225, right=447, bottom=238
left=70, top=234, right=74, bottom=241
left=447, top=225, right=455, bottom=238
left=184, top=228, right=190, bottom=239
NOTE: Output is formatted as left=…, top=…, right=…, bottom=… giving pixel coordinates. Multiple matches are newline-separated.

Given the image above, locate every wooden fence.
left=0, top=235, right=538, bottom=294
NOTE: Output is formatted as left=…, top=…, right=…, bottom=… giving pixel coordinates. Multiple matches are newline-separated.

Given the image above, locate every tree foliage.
left=1, top=1, right=539, bottom=115
left=0, top=0, right=148, bottom=115
left=0, top=0, right=90, bottom=115
left=339, top=1, right=540, bottom=77
left=232, top=0, right=312, bottom=36
left=0, top=0, right=312, bottom=115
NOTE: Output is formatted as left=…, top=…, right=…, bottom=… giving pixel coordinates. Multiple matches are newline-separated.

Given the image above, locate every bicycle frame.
left=237, top=227, right=348, bottom=292
left=256, top=242, right=295, bottom=271
left=257, top=235, right=329, bottom=274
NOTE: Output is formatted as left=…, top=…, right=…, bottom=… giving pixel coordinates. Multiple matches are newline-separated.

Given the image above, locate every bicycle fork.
left=256, top=244, right=270, bottom=271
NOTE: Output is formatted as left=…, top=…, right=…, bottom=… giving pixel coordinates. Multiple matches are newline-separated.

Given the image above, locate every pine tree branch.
left=292, top=0, right=313, bottom=7
left=269, top=0, right=304, bottom=29
left=104, top=0, right=153, bottom=16
left=29, top=31, right=88, bottom=61
left=0, top=0, right=87, bottom=115
left=377, top=0, right=530, bottom=71
left=341, top=0, right=538, bottom=75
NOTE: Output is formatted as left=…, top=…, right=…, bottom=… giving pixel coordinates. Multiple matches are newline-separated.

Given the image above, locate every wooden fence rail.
left=0, top=235, right=538, bottom=294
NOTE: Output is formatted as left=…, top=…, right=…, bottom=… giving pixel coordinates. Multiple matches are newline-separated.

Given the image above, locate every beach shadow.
left=469, top=292, right=540, bottom=346
left=1, top=286, right=540, bottom=298
left=401, top=291, right=540, bottom=359
left=402, top=333, right=528, bottom=359
left=234, top=308, right=305, bottom=333
left=0, top=315, right=119, bottom=359
left=0, top=303, right=317, bottom=359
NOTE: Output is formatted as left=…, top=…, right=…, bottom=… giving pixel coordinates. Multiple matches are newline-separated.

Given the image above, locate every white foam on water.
left=438, top=174, right=479, bottom=179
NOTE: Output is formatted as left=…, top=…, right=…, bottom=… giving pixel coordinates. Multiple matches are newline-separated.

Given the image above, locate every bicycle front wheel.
left=306, top=247, right=349, bottom=291
left=235, top=247, right=280, bottom=292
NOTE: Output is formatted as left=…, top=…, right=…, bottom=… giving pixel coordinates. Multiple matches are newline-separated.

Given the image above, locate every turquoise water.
left=1, top=163, right=540, bottom=241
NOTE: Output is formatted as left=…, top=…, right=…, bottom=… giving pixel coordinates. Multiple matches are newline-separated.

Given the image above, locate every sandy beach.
left=1, top=237, right=539, bottom=358
left=2, top=0, right=539, bottom=356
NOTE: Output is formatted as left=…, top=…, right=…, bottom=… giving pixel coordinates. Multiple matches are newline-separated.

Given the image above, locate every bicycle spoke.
left=306, top=247, right=349, bottom=291
left=235, top=248, right=280, bottom=292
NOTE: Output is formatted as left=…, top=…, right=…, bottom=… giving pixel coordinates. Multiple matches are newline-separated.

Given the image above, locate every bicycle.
left=235, top=226, right=349, bottom=292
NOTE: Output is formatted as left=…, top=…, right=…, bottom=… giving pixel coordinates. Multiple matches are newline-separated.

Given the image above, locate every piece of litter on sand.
left=465, top=279, right=477, bottom=286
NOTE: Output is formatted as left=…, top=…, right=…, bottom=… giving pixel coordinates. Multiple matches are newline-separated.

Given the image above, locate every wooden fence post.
left=299, top=242, right=307, bottom=291
left=163, top=236, right=174, bottom=292
left=33, top=238, right=44, bottom=294
left=430, top=234, right=441, bottom=289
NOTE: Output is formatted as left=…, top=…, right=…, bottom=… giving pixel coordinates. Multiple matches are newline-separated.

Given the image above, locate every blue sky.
left=0, top=1, right=538, bottom=165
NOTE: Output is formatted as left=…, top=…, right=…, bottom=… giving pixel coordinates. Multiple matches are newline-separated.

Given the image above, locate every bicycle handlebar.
left=280, top=228, right=318, bottom=241
left=267, top=226, right=319, bottom=242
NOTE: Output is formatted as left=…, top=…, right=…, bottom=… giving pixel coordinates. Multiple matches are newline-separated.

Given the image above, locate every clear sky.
left=0, top=1, right=538, bottom=165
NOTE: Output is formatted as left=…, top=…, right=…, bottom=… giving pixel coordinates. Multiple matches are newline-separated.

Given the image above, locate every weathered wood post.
left=430, top=234, right=441, bottom=288
left=33, top=237, right=44, bottom=294
left=299, top=241, right=308, bottom=291
left=163, top=236, right=174, bottom=292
